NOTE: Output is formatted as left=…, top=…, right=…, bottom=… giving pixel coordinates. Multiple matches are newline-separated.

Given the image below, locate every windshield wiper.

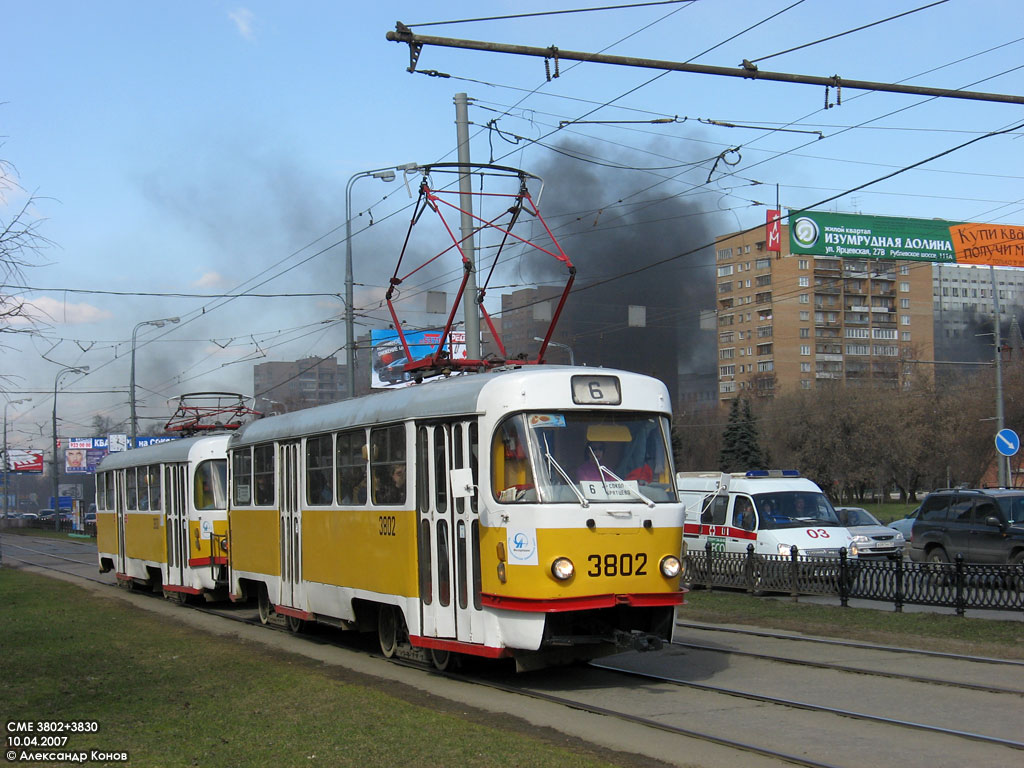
left=586, top=452, right=656, bottom=509
left=543, top=435, right=589, bottom=508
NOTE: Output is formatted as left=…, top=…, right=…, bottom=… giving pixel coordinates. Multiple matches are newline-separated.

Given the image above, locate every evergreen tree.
left=719, top=397, right=765, bottom=472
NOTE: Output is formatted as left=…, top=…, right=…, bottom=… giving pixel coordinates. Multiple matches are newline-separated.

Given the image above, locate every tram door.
left=115, top=471, right=127, bottom=575
left=450, top=421, right=481, bottom=643
left=278, top=442, right=302, bottom=608
left=417, top=423, right=456, bottom=639
left=165, top=464, right=188, bottom=587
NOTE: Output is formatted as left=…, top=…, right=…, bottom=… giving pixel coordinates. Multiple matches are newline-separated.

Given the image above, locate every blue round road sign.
left=996, top=428, right=1020, bottom=457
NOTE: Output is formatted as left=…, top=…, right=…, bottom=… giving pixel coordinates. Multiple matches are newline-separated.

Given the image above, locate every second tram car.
left=227, top=365, right=685, bottom=670
left=96, top=434, right=230, bottom=601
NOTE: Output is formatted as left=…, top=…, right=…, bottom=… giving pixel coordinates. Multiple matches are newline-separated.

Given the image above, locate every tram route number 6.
left=587, top=552, right=647, bottom=577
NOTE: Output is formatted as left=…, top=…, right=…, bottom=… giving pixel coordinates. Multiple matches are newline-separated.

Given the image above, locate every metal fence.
left=0, top=517, right=96, bottom=537
left=683, top=542, right=1024, bottom=614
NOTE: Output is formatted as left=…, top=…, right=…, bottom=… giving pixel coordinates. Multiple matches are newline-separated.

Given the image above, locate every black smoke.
left=501, top=139, right=721, bottom=399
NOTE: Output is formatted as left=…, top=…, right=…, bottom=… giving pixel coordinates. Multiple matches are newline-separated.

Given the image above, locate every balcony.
left=816, top=353, right=843, bottom=362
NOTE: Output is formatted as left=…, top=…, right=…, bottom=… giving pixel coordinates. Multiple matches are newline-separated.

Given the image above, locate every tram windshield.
left=492, top=412, right=677, bottom=505
left=751, top=492, right=841, bottom=530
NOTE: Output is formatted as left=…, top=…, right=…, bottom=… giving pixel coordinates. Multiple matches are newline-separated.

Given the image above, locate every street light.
left=345, top=163, right=418, bottom=398
left=52, top=365, right=89, bottom=531
left=3, top=398, right=31, bottom=520
left=534, top=337, right=575, bottom=366
left=131, top=316, right=180, bottom=447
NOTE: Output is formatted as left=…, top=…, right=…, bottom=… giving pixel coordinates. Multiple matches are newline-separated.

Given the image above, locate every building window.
left=798, top=276, right=810, bottom=287
left=720, top=365, right=735, bottom=377
left=717, top=264, right=734, bottom=277
left=798, top=293, right=809, bottom=304
left=757, top=360, right=774, bottom=372
left=717, top=247, right=733, bottom=260
left=755, top=258, right=770, bottom=270
left=798, top=259, right=809, bottom=269
left=720, top=347, right=735, bottom=360
left=800, top=362, right=811, bottom=373
left=902, top=331, right=912, bottom=341
left=799, top=310, right=810, bottom=321
left=800, top=345, right=811, bottom=356
left=900, top=281, right=910, bottom=292
left=901, top=315, right=911, bottom=326
left=799, top=328, right=810, bottom=339
left=901, top=298, right=910, bottom=309
left=756, top=325, right=773, bottom=338
left=756, top=343, right=773, bottom=356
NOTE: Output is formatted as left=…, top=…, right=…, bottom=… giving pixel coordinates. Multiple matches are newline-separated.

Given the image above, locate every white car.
left=835, top=506, right=905, bottom=559
left=888, top=507, right=919, bottom=540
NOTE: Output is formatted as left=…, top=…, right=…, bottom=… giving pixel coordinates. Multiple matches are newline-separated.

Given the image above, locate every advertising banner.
left=64, top=436, right=180, bottom=474
left=789, top=211, right=1024, bottom=268
left=370, top=329, right=467, bottom=389
left=5, top=449, right=44, bottom=473
left=766, top=209, right=782, bottom=252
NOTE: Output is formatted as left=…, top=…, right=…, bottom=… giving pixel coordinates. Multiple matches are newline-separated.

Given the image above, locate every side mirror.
left=984, top=515, right=1004, bottom=530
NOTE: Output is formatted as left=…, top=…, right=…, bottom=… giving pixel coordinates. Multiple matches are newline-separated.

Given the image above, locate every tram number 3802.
left=587, top=553, right=648, bottom=577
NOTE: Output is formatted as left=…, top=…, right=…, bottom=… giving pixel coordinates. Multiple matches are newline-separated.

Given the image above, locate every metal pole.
left=130, top=317, right=179, bottom=447
left=387, top=27, right=1024, bottom=106
left=345, top=164, right=417, bottom=399
left=454, top=93, right=480, bottom=359
left=3, top=398, right=30, bottom=521
left=991, top=266, right=1007, bottom=486
left=53, top=366, right=88, bottom=530
left=534, top=337, right=574, bottom=365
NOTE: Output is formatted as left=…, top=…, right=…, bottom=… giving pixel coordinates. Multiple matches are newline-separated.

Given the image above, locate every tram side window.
left=371, top=425, right=406, bottom=506
left=336, top=430, right=367, bottom=505
left=306, top=435, right=334, bottom=506
left=253, top=444, right=275, bottom=506
left=96, top=473, right=106, bottom=511
left=146, top=465, right=161, bottom=510
left=492, top=417, right=534, bottom=503
left=232, top=449, right=253, bottom=506
left=196, top=459, right=228, bottom=510
left=104, top=471, right=115, bottom=510
left=126, top=468, right=138, bottom=510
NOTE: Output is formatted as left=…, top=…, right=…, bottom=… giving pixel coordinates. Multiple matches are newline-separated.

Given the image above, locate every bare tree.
left=0, top=155, right=51, bottom=334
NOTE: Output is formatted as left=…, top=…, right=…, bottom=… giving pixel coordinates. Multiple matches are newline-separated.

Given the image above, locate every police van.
left=677, top=470, right=856, bottom=559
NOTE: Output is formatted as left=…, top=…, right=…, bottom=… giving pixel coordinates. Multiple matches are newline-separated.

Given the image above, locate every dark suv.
left=909, top=488, right=1024, bottom=566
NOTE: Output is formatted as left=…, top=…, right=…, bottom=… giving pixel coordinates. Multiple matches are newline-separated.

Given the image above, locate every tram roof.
left=97, top=433, right=231, bottom=471
left=230, top=365, right=667, bottom=448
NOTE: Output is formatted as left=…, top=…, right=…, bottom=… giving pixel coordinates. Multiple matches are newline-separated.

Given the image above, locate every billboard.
left=64, top=436, right=180, bottom=474
left=789, top=211, right=1024, bottom=267
left=370, top=329, right=467, bottom=389
left=4, top=449, right=44, bottom=473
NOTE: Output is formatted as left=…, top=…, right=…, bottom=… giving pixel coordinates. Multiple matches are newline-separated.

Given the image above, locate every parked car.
left=888, top=506, right=919, bottom=540
left=909, top=488, right=1024, bottom=565
left=37, top=508, right=57, bottom=521
left=835, top=506, right=905, bottom=559
left=19, top=512, right=39, bottom=520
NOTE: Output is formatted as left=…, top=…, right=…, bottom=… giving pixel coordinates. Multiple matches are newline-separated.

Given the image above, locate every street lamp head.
left=373, top=170, right=397, bottom=182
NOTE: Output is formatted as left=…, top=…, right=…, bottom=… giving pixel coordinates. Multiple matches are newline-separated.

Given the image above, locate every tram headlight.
left=550, top=557, right=575, bottom=581
left=659, top=555, right=681, bottom=579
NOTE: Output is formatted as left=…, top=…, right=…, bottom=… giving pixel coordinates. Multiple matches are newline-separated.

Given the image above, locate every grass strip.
left=683, top=589, right=1024, bottom=659
left=0, top=568, right=627, bottom=768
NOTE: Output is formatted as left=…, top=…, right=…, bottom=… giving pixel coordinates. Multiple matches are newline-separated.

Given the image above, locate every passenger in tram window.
left=378, top=464, right=406, bottom=505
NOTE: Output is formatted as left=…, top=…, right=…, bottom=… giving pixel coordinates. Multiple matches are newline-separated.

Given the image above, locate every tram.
left=96, top=434, right=230, bottom=601
left=227, top=365, right=685, bottom=671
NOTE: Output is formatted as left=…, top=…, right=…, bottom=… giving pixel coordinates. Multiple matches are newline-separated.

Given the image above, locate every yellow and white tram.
left=227, top=365, right=685, bottom=670
left=96, top=435, right=230, bottom=601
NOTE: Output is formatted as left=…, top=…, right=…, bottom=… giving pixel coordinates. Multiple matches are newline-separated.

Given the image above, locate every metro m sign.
left=766, top=209, right=782, bottom=252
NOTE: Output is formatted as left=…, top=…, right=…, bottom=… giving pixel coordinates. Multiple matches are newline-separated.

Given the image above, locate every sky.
left=1, top=0, right=1022, bottom=447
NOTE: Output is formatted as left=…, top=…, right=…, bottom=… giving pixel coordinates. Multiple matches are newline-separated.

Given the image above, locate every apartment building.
left=714, top=225, right=934, bottom=403
left=933, top=262, right=1024, bottom=365
left=253, top=356, right=346, bottom=413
